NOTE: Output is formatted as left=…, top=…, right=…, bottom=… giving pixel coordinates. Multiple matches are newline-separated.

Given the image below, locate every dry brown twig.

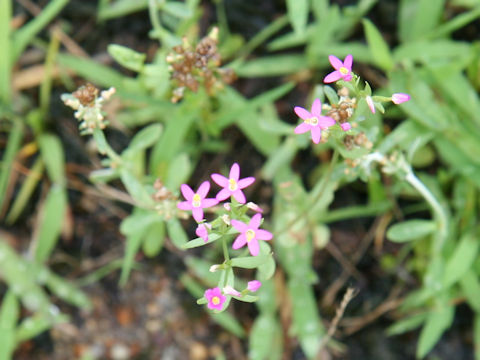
left=318, top=287, right=357, bottom=353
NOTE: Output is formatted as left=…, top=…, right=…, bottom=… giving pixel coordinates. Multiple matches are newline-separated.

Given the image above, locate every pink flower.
left=211, top=163, right=255, bottom=204
left=391, top=93, right=410, bottom=104
left=340, top=123, right=351, bottom=131
left=231, top=214, right=273, bottom=256
left=246, top=202, right=263, bottom=213
left=204, top=287, right=226, bottom=310
left=177, top=182, right=218, bottom=222
left=323, top=55, right=353, bottom=83
left=196, top=223, right=211, bottom=243
left=247, top=280, right=262, bottom=292
left=366, top=96, right=375, bottom=114
left=223, top=286, right=241, bottom=297
left=294, top=99, right=335, bottom=144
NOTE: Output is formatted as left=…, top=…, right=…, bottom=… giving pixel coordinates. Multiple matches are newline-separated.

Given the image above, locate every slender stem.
left=0, top=0, right=12, bottom=104
left=222, top=237, right=230, bottom=262
left=405, top=171, right=448, bottom=253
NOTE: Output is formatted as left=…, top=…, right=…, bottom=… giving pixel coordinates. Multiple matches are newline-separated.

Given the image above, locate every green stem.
left=405, top=171, right=448, bottom=253
left=92, top=128, right=122, bottom=163
left=0, top=0, right=11, bottom=104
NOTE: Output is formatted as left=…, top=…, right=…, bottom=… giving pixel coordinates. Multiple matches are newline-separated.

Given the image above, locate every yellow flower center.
left=228, top=178, right=238, bottom=191
left=339, top=67, right=349, bottom=75
left=192, top=194, right=201, bottom=207
left=246, top=229, right=256, bottom=242
left=212, top=296, right=220, bottom=305
left=304, top=117, right=318, bottom=126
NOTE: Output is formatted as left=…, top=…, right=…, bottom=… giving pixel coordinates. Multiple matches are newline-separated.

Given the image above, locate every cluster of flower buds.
left=151, top=179, right=182, bottom=220
left=178, top=163, right=270, bottom=311
left=61, top=83, right=115, bottom=135
left=166, top=27, right=236, bottom=103
left=293, top=55, right=410, bottom=144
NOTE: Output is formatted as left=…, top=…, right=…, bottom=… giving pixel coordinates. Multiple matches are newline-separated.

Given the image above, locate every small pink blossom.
left=223, top=286, right=241, bottom=297
left=340, top=123, right=351, bottom=131
left=177, top=182, right=218, bottom=222
left=294, top=98, right=335, bottom=144
left=196, top=223, right=211, bottom=243
left=247, top=280, right=262, bottom=292
left=211, top=163, right=255, bottom=204
left=204, top=287, right=226, bottom=310
left=324, top=55, right=353, bottom=83
left=391, top=93, right=410, bottom=104
left=246, top=202, right=263, bottom=213
left=366, top=96, right=375, bottom=114
left=231, top=214, right=273, bottom=256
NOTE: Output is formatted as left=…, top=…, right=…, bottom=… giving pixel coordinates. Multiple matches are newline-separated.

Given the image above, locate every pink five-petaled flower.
left=324, top=54, right=353, bottom=83
left=196, top=223, right=211, bottom=243
left=366, top=96, right=375, bottom=114
left=231, top=213, right=273, bottom=256
left=294, top=98, right=335, bottom=144
left=391, top=93, right=411, bottom=104
left=211, top=163, right=255, bottom=204
left=247, top=280, right=262, bottom=292
left=204, top=287, right=226, bottom=311
left=177, top=182, right=218, bottom=223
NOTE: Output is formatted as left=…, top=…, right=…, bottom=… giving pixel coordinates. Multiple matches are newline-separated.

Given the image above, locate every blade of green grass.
left=0, top=119, right=24, bottom=215
left=11, top=0, right=69, bottom=63
left=39, top=28, right=61, bottom=120
left=0, top=0, right=12, bottom=104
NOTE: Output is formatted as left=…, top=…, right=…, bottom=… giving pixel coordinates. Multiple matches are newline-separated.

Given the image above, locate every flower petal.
left=249, top=213, right=262, bottom=229
left=229, top=163, right=240, bottom=181
left=340, top=122, right=351, bottom=131
left=232, top=234, right=247, bottom=249
left=392, top=93, right=411, bottom=104
left=202, top=198, right=219, bottom=208
left=247, top=280, right=262, bottom=292
left=342, top=73, right=352, bottom=82
left=238, top=177, right=255, bottom=188
left=294, top=122, right=311, bottom=134
left=311, top=98, right=322, bottom=118
left=311, top=126, right=321, bottom=144
left=294, top=106, right=312, bottom=120
left=247, top=239, right=260, bottom=256
left=177, top=201, right=192, bottom=211
left=344, top=54, right=353, bottom=70
left=232, top=190, right=246, bottom=204
left=323, top=71, right=342, bottom=83
left=192, top=208, right=204, bottom=222
left=211, top=173, right=229, bottom=187
left=231, top=219, right=248, bottom=232
left=216, top=188, right=231, bottom=201
left=256, top=229, right=273, bottom=241
left=197, top=181, right=210, bottom=198
left=318, top=116, right=335, bottom=129
left=180, top=184, right=194, bottom=200
left=328, top=55, right=343, bottom=70
left=366, top=96, right=375, bottom=114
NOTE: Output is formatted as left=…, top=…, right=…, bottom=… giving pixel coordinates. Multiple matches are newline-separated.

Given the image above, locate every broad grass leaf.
left=362, top=19, right=394, bottom=72
left=286, top=0, right=309, bottom=35
left=0, top=291, right=19, bottom=360
left=398, top=0, right=446, bottom=43
left=443, top=233, right=479, bottom=287
left=119, top=231, right=143, bottom=286
left=460, top=270, right=480, bottom=312
left=386, top=313, right=427, bottom=336
left=34, top=186, right=67, bottom=263
left=417, top=305, right=454, bottom=358
left=38, top=134, right=65, bottom=185
left=386, top=219, right=436, bottom=242
left=15, top=313, right=68, bottom=344
left=249, top=314, right=283, bottom=360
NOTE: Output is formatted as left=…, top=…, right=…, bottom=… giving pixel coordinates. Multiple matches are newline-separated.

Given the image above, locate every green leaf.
left=0, top=120, right=23, bottom=211
left=124, top=124, right=162, bottom=155
left=0, top=0, right=11, bottom=104
left=34, top=186, right=67, bottom=263
left=231, top=253, right=272, bottom=269
left=233, top=55, right=308, bottom=77
left=142, top=221, right=165, bottom=257
left=165, top=153, right=191, bottom=190
left=257, top=242, right=276, bottom=280
left=459, top=270, right=480, bottom=312
left=249, top=314, right=283, bottom=360
left=417, top=305, right=454, bottom=358
left=120, top=168, right=155, bottom=207
left=286, top=0, right=309, bottom=35
left=43, top=270, right=91, bottom=309
left=163, top=2, right=193, bottom=18
left=386, top=313, right=427, bottom=336
left=443, top=232, right=479, bottom=287
left=16, top=313, right=68, bottom=343
left=386, top=219, right=436, bottom=243
left=398, top=0, right=446, bottom=43
left=108, top=44, right=146, bottom=72
left=0, top=291, right=19, bottom=360
left=119, top=231, right=143, bottom=287
left=38, top=134, right=65, bottom=185
left=120, top=208, right=162, bottom=236
left=98, top=0, right=148, bottom=20
left=362, top=18, right=394, bottom=72
left=166, top=218, right=189, bottom=249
